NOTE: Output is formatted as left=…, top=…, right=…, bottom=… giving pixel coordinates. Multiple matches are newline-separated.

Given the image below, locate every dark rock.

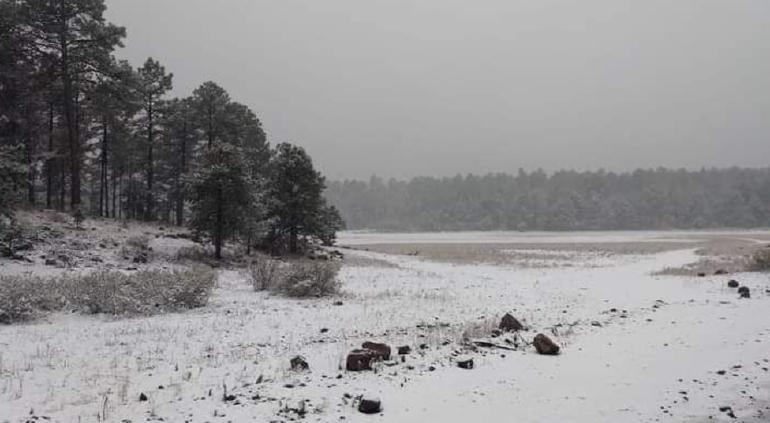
left=397, top=345, right=411, bottom=355
left=714, top=269, right=728, bottom=275
left=738, top=286, right=750, bottom=299
left=346, top=349, right=378, bottom=371
left=727, top=280, right=740, bottom=288
left=139, top=393, right=148, bottom=401
left=224, top=394, right=237, bottom=401
left=362, top=342, right=391, bottom=361
left=290, top=355, right=309, bottom=371
left=45, top=258, right=58, bottom=266
left=132, top=253, right=148, bottom=264
left=333, top=300, right=344, bottom=306
left=499, top=313, right=524, bottom=332
left=533, top=333, right=560, bottom=355
left=697, top=272, right=706, bottom=277
left=358, top=397, right=382, bottom=414
left=457, top=358, right=474, bottom=369
left=320, top=328, right=329, bottom=333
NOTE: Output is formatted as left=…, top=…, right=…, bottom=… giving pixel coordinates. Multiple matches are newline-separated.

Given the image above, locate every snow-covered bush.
left=276, top=260, right=341, bottom=298
left=0, top=266, right=217, bottom=323
left=0, top=275, right=65, bottom=323
left=748, top=247, right=770, bottom=271
left=249, top=255, right=282, bottom=291
left=249, top=258, right=341, bottom=297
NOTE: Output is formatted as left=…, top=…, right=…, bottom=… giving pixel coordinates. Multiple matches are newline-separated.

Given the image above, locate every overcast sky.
left=106, top=0, right=770, bottom=180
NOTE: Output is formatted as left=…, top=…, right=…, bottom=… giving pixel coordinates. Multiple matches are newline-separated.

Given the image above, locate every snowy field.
left=2, top=230, right=770, bottom=422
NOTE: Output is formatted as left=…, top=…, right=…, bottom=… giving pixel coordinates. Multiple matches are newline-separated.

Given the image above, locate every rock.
left=362, top=342, right=391, bottom=361
left=457, top=358, right=474, bottom=369
left=139, top=393, right=148, bottom=401
left=333, top=300, right=344, bottom=306
left=714, top=269, right=728, bottom=275
left=727, top=280, right=740, bottom=288
left=346, top=349, right=378, bottom=371
left=738, top=286, right=750, bottom=299
left=290, top=355, right=309, bottom=371
left=45, top=258, right=58, bottom=266
left=697, top=272, right=706, bottom=277
left=320, top=328, right=329, bottom=333
left=397, top=345, right=411, bottom=355
left=132, top=253, right=148, bottom=264
left=499, top=313, right=524, bottom=332
left=591, top=321, right=602, bottom=327
left=358, top=397, right=382, bottom=414
left=533, top=333, right=560, bottom=355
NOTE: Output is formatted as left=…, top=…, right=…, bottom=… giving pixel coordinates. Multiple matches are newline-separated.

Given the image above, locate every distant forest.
left=326, top=168, right=770, bottom=232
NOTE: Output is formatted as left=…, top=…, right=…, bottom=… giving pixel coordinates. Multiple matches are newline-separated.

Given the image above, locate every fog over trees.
left=326, top=168, right=770, bottom=232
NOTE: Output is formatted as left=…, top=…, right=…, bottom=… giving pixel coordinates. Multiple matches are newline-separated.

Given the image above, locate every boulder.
left=362, top=342, right=391, bottom=361
left=397, top=345, right=411, bottom=355
left=738, top=286, right=750, bottom=299
left=499, top=313, right=524, bottom=332
left=358, top=397, right=382, bottom=414
left=533, top=334, right=560, bottom=355
left=714, top=269, right=728, bottom=275
left=727, top=280, right=740, bottom=288
left=346, top=349, right=378, bottom=371
left=290, top=355, right=309, bottom=371
left=457, top=358, right=474, bottom=369
left=697, top=272, right=706, bottom=277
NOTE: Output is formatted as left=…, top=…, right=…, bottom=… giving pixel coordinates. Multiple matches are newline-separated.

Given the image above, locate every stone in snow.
left=727, top=280, right=739, bottom=288
left=738, top=286, right=750, bottom=299
left=457, top=358, right=474, bottom=369
left=290, top=355, right=309, bottom=371
left=499, top=313, right=524, bottom=332
left=362, top=341, right=391, bottom=361
left=533, top=333, right=560, bottom=355
left=346, top=349, right=378, bottom=371
left=358, top=397, right=382, bottom=414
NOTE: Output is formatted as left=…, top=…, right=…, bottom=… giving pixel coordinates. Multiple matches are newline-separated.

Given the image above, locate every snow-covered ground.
left=1, top=230, right=769, bottom=422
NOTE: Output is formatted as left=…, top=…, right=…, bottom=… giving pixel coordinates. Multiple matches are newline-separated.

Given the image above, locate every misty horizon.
left=106, top=0, right=770, bottom=180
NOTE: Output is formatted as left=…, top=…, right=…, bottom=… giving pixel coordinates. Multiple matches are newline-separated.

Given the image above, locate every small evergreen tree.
left=265, top=143, right=343, bottom=254
left=188, top=143, right=253, bottom=259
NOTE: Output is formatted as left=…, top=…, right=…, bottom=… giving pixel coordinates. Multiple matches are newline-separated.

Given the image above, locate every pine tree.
left=191, top=82, right=230, bottom=148
left=19, top=0, right=125, bottom=208
left=136, top=57, right=172, bottom=220
left=188, top=143, right=253, bottom=259
left=265, top=143, right=341, bottom=254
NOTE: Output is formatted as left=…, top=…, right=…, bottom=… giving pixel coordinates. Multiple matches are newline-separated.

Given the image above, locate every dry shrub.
left=249, top=258, right=341, bottom=298
left=748, top=247, right=770, bottom=271
left=250, top=255, right=282, bottom=291
left=0, top=266, right=217, bottom=323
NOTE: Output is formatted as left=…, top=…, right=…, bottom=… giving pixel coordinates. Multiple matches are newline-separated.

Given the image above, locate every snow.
left=1, top=230, right=769, bottom=422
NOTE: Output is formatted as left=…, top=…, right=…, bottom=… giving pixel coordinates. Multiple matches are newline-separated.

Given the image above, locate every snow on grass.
left=1, top=230, right=769, bottom=422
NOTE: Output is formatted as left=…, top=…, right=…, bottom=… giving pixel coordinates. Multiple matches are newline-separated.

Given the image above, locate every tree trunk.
left=175, top=118, right=187, bottom=226
left=99, top=117, right=107, bottom=217
left=215, top=186, right=223, bottom=259
left=59, top=3, right=80, bottom=208
left=289, top=226, right=298, bottom=255
left=146, top=101, right=154, bottom=220
left=46, top=101, right=54, bottom=208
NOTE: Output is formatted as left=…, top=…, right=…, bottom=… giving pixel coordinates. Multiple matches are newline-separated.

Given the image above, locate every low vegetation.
left=748, top=247, right=770, bottom=272
left=0, top=266, right=217, bottom=323
left=250, top=256, right=341, bottom=298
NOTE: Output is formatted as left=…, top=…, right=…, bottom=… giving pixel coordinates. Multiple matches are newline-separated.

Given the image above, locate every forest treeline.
left=326, top=168, right=770, bottom=232
left=0, top=0, right=342, bottom=257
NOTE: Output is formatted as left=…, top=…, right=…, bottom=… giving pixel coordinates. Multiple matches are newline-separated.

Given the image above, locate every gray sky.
left=106, top=0, right=770, bottom=180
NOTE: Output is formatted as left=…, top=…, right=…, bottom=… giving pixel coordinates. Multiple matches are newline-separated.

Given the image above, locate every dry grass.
left=0, top=266, right=217, bottom=323
left=249, top=257, right=342, bottom=298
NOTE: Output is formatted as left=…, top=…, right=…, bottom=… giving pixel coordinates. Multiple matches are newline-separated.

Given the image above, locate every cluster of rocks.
left=725, top=279, right=751, bottom=299
left=346, top=342, right=392, bottom=371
